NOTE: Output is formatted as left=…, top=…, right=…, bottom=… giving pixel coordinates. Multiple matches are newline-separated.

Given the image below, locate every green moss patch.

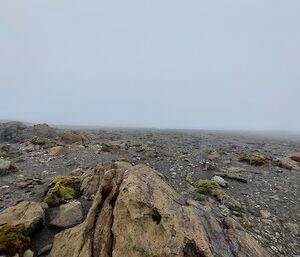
left=0, top=152, right=19, bottom=159
left=239, top=153, right=267, bottom=166
left=194, top=179, right=220, bottom=195
left=143, top=147, right=157, bottom=157
left=0, top=224, right=30, bottom=256
left=44, top=176, right=81, bottom=207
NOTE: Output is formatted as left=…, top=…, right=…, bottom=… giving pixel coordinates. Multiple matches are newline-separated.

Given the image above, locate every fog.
left=0, top=1, right=299, bottom=131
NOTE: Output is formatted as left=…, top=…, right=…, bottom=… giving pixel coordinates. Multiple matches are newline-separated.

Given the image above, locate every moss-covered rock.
left=30, top=136, right=58, bottom=149
left=194, top=179, right=220, bottom=195
left=0, top=224, right=30, bottom=256
left=239, top=153, right=267, bottom=166
left=143, top=146, right=157, bottom=157
left=44, top=176, right=81, bottom=207
left=0, top=151, right=19, bottom=159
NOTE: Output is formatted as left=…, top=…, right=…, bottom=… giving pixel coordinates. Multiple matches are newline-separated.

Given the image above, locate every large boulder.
left=58, top=131, right=89, bottom=145
left=0, top=201, right=48, bottom=233
left=49, top=164, right=270, bottom=257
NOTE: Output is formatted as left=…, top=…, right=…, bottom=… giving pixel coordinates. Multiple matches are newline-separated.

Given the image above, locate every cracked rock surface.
left=50, top=164, right=269, bottom=257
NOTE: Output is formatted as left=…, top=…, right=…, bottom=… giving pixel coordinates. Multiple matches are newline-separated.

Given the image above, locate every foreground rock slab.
left=49, top=164, right=270, bottom=257
left=0, top=201, right=47, bottom=233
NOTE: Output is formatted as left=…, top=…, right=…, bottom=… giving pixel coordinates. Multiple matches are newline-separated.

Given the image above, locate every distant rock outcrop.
left=0, top=122, right=27, bottom=143
left=0, top=122, right=58, bottom=143
left=49, top=164, right=270, bottom=257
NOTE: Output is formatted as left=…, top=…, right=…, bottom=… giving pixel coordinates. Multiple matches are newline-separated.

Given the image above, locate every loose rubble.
left=0, top=121, right=299, bottom=257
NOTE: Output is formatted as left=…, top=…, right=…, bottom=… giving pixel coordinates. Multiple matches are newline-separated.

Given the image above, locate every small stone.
left=23, top=249, right=34, bottom=257
left=284, top=222, right=300, bottom=236
left=212, top=175, right=228, bottom=187
left=16, top=181, right=29, bottom=189
left=37, top=244, right=52, bottom=256
left=70, top=168, right=83, bottom=176
left=185, top=173, right=193, bottom=184
left=259, top=209, right=271, bottom=219
left=270, top=245, right=278, bottom=252
left=207, top=151, right=220, bottom=161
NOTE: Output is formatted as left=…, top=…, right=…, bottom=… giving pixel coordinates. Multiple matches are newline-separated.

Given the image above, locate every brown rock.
left=50, top=164, right=270, bottom=257
left=18, top=141, right=36, bottom=152
left=0, top=201, right=47, bottom=233
left=48, top=146, right=66, bottom=156
left=260, top=209, right=271, bottom=219
left=58, top=131, right=89, bottom=145
left=279, top=157, right=300, bottom=171
left=207, top=151, right=220, bottom=161
left=80, top=161, right=133, bottom=199
left=288, top=152, right=300, bottom=162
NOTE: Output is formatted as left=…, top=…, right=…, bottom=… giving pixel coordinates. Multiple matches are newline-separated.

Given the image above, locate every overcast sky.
left=0, top=1, right=299, bottom=131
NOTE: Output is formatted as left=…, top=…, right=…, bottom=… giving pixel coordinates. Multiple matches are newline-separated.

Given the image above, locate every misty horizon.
left=1, top=1, right=300, bottom=131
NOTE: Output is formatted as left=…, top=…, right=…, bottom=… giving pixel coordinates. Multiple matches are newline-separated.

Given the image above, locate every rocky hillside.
left=0, top=122, right=299, bottom=257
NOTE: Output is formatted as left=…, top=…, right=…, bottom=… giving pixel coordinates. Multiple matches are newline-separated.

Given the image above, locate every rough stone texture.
left=212, top=175, right=228, bottom=187
left=0, top=201, right=47, bottom=233
left=18, top=141, right=37, bottom=152
left=49, top=200, right=83, bottom=229
left=58, top=131, right=89, bottom=145
left=289, top=152, right=300, bottom=162
left=0, top=122, right=27, bottom=143
left=50, top=164, right=270, bottom=257
left=279, top=157, right=300, bottom=171
left=23, top=249, right=34, bottom=257
left=79, top=161, right=133, bottom=199
left=48, top=146, right=66, bottom=156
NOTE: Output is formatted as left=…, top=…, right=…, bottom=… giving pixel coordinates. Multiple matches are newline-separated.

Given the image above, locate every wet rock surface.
left=0, top=122, right=299, bottom=256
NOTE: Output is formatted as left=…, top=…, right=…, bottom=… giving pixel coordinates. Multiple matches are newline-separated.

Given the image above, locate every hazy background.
left=0, top=1, right=299, bottom=131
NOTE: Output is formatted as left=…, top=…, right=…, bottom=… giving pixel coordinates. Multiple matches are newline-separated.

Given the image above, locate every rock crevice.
left=49, top=164, right=270, bottom=257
